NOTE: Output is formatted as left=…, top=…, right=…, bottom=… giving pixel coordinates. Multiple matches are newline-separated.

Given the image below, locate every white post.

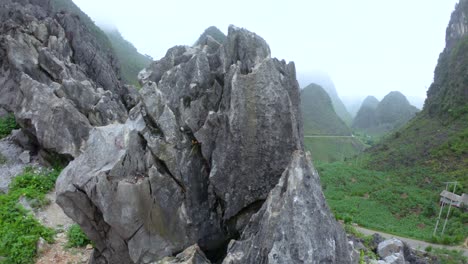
left=441, top=182, right=457, bottom=235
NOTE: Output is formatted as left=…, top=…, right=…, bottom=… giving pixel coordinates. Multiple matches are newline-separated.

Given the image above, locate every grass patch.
left=304, top=137, right=366, bottom=163
left=66, top=224, right=91, bottom=248
left=0, top=167, right=60, bottom=264
left=0, top=114, right=19, bottom=139
left=431, top=248, right=467, bottom=264
left=318, top=162, right=468, bottom=245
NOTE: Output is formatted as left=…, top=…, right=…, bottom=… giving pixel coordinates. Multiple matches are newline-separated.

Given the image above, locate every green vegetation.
left=66, top=224, right=91, bottom=248
left=103, top=29, right=151, bottom=86
left=301, top=84, right=351, bottom=136
left=194, top=26, right=227, bottom=45
left=0, top=114, right=19, bottom=139
left=318, top=161, right=468, bottom=245
left=0, top=167, right=60, bottom=264
left=431, top=248, right=467, bottom=264
left=304, top=137, right=365, bottom=163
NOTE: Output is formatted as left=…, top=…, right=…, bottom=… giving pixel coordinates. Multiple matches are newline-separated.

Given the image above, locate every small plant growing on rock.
left=67, top=224, right=91, bottom=248
left=0, top=114, right=19, bottom=139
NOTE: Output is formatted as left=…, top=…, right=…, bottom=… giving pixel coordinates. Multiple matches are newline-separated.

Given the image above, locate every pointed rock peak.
left=446, top=0, right=468, bottom=50
left=195, top=26, right=227, bottom=46
left=361, top=95, right=380, bottom=109
left=223, top=151, right=352, bottom=263
left=225, top=25, right=271, bottom=74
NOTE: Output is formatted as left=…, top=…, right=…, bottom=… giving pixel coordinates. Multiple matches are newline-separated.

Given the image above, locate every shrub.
left=66, top=224, right=91, bottom=248
left=425, top=245, right=433, bottom=252
left=0, top=114, right=19, bottom=139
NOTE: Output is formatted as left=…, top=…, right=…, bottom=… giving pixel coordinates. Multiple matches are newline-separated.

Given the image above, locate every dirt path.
left=355, top=226, right=468, bottom=257
left=34, top=191, right=92, bottom=264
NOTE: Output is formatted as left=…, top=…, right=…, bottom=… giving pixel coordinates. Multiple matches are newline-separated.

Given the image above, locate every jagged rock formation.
left=0, top=0, right=132, bottom=159
left=223, top=151, right=351, bottom=263
left=301, top=83, right=352, bottom=136
left=56, top=25, right=351, bottom=264
left=425, top=0, right=468, bottom=117
left=352, top=92, right=418, bottom=136
left=194, top=26, right=227, bottom=46
left=352, top=96, right=379, bottom=130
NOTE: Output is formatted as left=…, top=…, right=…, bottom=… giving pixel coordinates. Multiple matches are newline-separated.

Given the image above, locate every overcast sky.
left=72, top=0, right=458, bottom=100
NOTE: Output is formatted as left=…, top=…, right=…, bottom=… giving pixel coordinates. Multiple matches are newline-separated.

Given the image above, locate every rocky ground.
left=0, top=136, right=91, bottom=264
left=0, top=133, right=31, bottom=193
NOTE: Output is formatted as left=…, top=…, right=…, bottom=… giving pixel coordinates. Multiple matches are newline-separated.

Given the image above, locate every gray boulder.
left=377, top=239, right=405, bottom=264
left=222, top=151, right=352, bottom=264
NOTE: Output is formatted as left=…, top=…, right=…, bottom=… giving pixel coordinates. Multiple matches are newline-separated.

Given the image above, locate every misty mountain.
left=351, top=96, right=379, bottom=130
left=367, top=0, right=468, bottom=174
left=297, top=71, right=353, bottom=125
left=352, top=92, right=419, bottom=136
left=101, top=28, right=152, bottom=86
left=301, top=84, right=352, bottom=136
left=195, top=26, right=227, bottom=45
left=341, top=95, right=365, bottom=117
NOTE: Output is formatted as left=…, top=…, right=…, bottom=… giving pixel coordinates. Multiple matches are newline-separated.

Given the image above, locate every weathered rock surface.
left=153, top=245, right=211, bottom=264
left=0, top=137, right=34, bottom=193
left=55, top=24, right=349, bottom=264
left=377, top=239, right=405, bottom=264
left=0, top=0, right=128, bottom=158
left=222, top=151, right=352, bottom=264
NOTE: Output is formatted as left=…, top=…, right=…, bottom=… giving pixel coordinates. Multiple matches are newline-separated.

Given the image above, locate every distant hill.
left=366, top=0, right=468, bottom=180
left=194, top=26, right=227, bottom=45
left=101, top=28, right=152, bottom=86
left=301, top=84, right=352, bottom=136
left=341, top=95, right=365, bottom=118
left=354, top=92, right=419, bottom=135
left=352, top=92, right=419, bottom=136
left=351, top=96, right=379, bottom=130
left=297, top=71, right=353, bottom=125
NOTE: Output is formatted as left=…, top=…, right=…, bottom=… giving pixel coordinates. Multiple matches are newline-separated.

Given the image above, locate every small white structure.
left=439, top=190, right=468, bottom=208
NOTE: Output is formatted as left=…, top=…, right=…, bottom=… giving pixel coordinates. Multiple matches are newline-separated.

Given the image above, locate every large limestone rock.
left=0, top=0, right=128, bottom=158
left=377, top=239, right=405, bottom=264
left=56, top=25, right=349, bottom=264
left=222, top=151, right=352, bottom=264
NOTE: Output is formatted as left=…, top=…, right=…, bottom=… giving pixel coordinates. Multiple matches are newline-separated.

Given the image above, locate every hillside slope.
left=301, top=84, right=352, bottom=136
left=352, top=96, right=379, bottom=130
left=367, top=0, right=468, bottom=188
left=102, top=29, right=151, bottom=86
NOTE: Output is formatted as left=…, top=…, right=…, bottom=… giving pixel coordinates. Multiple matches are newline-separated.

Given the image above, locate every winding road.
left=304, top=135, right=355, bottom=138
